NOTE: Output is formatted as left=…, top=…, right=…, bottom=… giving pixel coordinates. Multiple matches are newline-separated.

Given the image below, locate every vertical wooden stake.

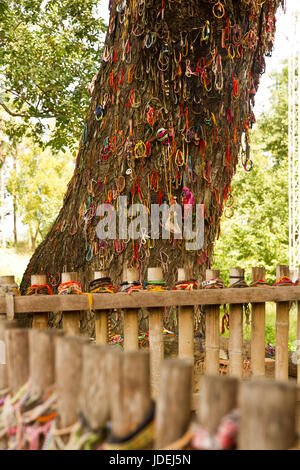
left=93, top=271, right=109, bottom=344
left=0, top=275, right=17, bottom=286
left=275, top=265, right=290, bottom=382
left=155, top=358, right=193, bottom=449
left=31, top=274, right=49, bottom=329
left=0, top=319, right=18, bottom=391
left=178, top=268, right=194, bottom=361
left=109, top=350, right=152, bottom=439
left=29, top=329, right=62, bottom=397
left=61, top=272, right=80, bottom=336
left=123, top=268, right=139, bottom=351
left=229, top=268, right=244, bottom=378
left=148, top=267, right=164, bottom=397
left=55, top=336, right=88, bottom=428
left=6, top=328, right=29, bottom=394
left=197, top=375, right=238, bottom=433
left=239, top=379, right=297, bottom=450
left=0, top=276, right=18, bottom=321
left=79, top=344, right=111, bottom=431
left=205, top=269, right=220, bottom=376
left=251, top=267, right=266, bottom=378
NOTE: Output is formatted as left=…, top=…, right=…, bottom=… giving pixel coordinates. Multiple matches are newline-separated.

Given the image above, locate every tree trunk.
left=21, top=0, right=283, bottom=332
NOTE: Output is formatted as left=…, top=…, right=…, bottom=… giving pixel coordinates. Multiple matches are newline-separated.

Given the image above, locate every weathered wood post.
left=60, top=272, right=81, bottom=336
left=205, top=269, right=221, bottom=376
left=109, top=350, right=152, bottom=442
left=0, top=319, right=18, bottom=392
left=29, top=329, right=62, bottom=397
left=123, top=268, right=139, bottom=351
left=198, top=375, right=238, bottom=433
left=6, top=328, right=29, bottom=394
left=275, top=265, right=290, bottom=382
left=55, top=336, right=88, bottom=428
left=31, top=274, right=49, bottom=329
left=155, top=358, right=193, bottom=449
left=0, top=275, right=19, bottom=321
left=178, top=268, right=194, bottom=361
left=93, top=271, right=110, bottom=345
left=148, top=267, right=164, bottom=396
left=239, top=379, right=297, bottom=450
left=251, top=267, right=266, bottom=378
left=229, top=268, right=244, bottom=378
left=79, top=343, right=112, bottom=431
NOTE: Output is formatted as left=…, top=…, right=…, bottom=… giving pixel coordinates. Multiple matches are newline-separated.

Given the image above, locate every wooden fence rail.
left=0, top=325, right=298, bottom=450
left=0, top=264, right=300, bottom=389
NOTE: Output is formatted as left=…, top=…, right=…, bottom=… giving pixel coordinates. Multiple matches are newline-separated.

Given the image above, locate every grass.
left=0, top=244, right=33, bottom=285
left=220, top=302, right=298, bottom=351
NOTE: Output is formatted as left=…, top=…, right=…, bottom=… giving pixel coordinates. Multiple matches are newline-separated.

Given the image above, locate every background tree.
left=21, top=0, right=284, bottom=332
left=0, top=0, right=106, bottom=152
left=214, top=63, right=289, bottom=284
left=6, top=141, right=73, bottom=249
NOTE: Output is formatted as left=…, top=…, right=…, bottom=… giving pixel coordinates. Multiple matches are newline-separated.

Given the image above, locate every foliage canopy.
left=0, top=0, right=106, bottom=152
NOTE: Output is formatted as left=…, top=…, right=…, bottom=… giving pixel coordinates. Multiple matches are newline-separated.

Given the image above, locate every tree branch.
left=0, top=102, right=55, bottom=119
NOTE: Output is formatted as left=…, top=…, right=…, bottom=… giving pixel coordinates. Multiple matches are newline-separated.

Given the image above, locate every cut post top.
left=148, top=267, right=163, bottom=282
left=31, top=274, right=47, bottom=285
left=61, top=272, right=79, bottom=283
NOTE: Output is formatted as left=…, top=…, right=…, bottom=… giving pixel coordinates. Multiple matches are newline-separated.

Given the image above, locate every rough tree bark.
left=21, top=0, right=284, bottom=333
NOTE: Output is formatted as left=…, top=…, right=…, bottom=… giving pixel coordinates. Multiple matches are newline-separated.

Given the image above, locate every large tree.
left=22, top=0, right=284, bottom=307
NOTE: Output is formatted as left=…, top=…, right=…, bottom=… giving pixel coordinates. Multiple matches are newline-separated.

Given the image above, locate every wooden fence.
left=0, top=264, right=300, bottom=395
left=0, top=325, right=298, bottom=450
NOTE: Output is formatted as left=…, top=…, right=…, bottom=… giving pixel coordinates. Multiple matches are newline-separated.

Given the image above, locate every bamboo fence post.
left=155, top=358, right=193, bottom=449
left=0, top=319, right=18, bottom=391
left=55, top=336, right=88, bottom=428
left=178, top=268, right=194, bottom=361
left=298, top=265, right=300, bottom=386
left=197, top=375, right=238, bottom=433
left=251, top=267, right=266, bottom=378
left=94, top=271, right=110, bottom=344
left=31, top=274, right=49, bottom=329
left=61, top=272, right=80, bottom=336
left=109, top=350, right=152, bottom=439
left=239, top=379, right=297, bottom=450
left=29, top=329, right=62, bottom=397
left=0, top=275, right=19, bottom=321
left=6, top=328, right=29, bottom=394
left=148, top=267, right=164, bottom=396
left=79, top=343, right=111, bottom=431
left=275, top=264, right=290, bottom=382
left=123, top=268, right=139, bottom=351
left=205, top=269, right=220, bottom=376
left=229, top=268, right=244, bottom=378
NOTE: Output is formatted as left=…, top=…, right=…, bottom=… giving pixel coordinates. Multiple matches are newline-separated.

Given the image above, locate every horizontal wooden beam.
left=0, top=287, right=300, bottom=314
